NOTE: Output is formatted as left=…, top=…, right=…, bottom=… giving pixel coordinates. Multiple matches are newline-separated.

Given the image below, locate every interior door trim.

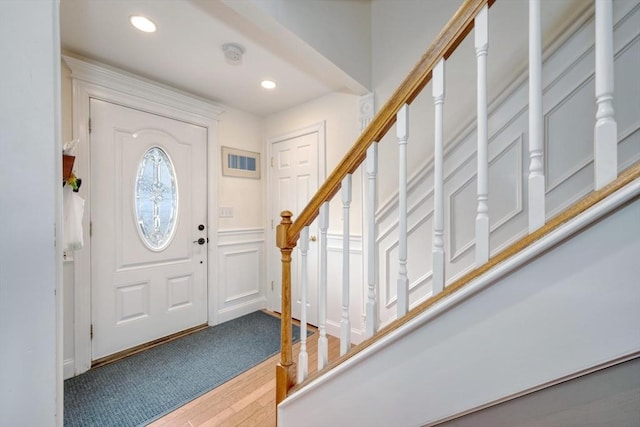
left=266, top=121, right=327, bottom=312
left=65, top=55, right=224, bottom=375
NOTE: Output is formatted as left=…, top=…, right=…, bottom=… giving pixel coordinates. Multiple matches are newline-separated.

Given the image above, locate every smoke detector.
left=222, top=43, right=245, bottom=65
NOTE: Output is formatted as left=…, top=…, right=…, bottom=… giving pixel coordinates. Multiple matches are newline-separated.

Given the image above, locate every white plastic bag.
left=63, top=185, right=85, bottom=251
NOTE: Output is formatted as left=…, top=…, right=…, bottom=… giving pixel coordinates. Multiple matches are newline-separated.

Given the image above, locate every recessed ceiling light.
left=130, top=16, right=157, bottom=33
left=261, top=80, right=277, bottom=90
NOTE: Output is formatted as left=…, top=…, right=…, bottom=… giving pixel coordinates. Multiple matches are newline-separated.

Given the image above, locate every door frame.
left=65, top=55, right=225, bottom=375
left=266, top=122, right=326, bottom=312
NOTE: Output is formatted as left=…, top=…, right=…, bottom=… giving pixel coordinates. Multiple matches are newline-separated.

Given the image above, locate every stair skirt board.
left=278, top=173, right=640, bottom=426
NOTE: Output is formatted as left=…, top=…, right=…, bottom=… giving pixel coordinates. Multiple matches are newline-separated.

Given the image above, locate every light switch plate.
left=219, top=206, right=234, bottom=218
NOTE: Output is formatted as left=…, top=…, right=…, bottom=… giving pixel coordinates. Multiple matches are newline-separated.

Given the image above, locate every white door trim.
left=266, top=122, right=326, bottom=312
left=64, top=55, right=225, bottom=375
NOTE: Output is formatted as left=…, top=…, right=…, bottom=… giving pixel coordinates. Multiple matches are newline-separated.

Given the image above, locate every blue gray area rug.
left=64, top=311, right=306, bottom=427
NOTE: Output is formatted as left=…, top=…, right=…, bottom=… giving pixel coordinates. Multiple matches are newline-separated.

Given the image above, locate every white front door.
left=90, top=98, right=208, bottom=360
left=270, top=128, right=322, bottom=325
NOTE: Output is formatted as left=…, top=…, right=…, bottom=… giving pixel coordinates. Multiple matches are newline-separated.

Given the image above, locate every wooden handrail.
left=291, top=161, right=640, bottom=395
left=285, top=0, right=494, bottom=246
left=277, top=0, right=497, bottom=405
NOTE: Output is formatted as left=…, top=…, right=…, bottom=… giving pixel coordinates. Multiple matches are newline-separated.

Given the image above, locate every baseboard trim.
left=63, top=358, right=75, bottom=380
left=91, top=323, right=208, bottom=369
left=215, top=298, right=268, bottom=325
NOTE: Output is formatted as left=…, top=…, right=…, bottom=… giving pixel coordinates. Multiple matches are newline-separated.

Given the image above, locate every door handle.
left=309, top=235, right=317, bottom=242
left=193, top=238, right=206, bottom=245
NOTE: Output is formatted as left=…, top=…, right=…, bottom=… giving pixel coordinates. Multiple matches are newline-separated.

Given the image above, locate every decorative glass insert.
left=135, top=147, right=178, bottom=250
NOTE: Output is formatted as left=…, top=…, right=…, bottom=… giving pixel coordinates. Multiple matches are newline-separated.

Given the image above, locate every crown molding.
left=62, top=54, right=226, bottom=119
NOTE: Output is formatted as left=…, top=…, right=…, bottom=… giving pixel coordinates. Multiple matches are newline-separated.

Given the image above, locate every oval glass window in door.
left=134, top=146, right=179, bottom=250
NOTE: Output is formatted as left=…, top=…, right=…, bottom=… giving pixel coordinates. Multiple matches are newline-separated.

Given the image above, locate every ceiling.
left=60, top=0, right=362, bottom=117
left=60, top=0, right=586, bottom=119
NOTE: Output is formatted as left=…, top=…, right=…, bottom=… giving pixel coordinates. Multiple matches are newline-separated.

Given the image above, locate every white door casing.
left=268, top=123, right=326, bottom=325
left=90, top=99, right=208, bottom=360
left=65, top=55, right=224, bottom=374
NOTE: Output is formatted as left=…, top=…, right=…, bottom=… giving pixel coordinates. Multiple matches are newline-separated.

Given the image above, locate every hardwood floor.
left=149, top=321, right=340, bottom=427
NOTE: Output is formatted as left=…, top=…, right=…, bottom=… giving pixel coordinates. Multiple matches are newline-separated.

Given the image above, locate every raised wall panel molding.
left=381, top=211, right=434, bottom=309
left=324, top=233, right=365, bottom=345
left=544, top=76, right=595, bottom=192
left=216, top=228, right=266, bottom=322
left=221, top=249, right=262, bottom=303
left=374, top=2, right=636, bottom=224
left=373, top=5, right=638, bottom=328
left=449, top=135, right=524, bottom=263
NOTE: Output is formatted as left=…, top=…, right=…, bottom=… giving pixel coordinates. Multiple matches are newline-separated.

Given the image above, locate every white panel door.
left=90, top=98, right=208, bottom=360
left=271, top=132, right=320, bottom=325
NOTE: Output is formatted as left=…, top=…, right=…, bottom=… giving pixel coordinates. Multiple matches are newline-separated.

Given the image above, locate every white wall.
left=250, top=0, right=372, bottom=89
left=279, top=188, right=640, bottom=427
left=217, top=108, right=266, bottom=229
left=0, top=1, right=61, bottom=425
left=266, top=91, right=363, bottom=234
left=216, top=108, right=269, bottom=323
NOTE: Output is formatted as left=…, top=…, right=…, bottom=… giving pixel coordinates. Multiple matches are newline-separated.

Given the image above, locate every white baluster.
left=341, top=175, right=352, bottom=355
left=475, top=5, right=490, bottom=266
left=397, top=104, right=409, bottom=317
left=594, top=0, right=618, bottom=189
left=317, top=202, right=329, bottom=370
left=365, top=143, right=378, bottom=338
left=432, top=58, right=446, bottom=295
left=297, top=226, right=309, bottom=383
left=528, top=0, right=545, bottom=233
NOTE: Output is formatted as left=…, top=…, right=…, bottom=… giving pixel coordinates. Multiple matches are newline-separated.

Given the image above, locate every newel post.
left=276, top=210, right=296, bottom=405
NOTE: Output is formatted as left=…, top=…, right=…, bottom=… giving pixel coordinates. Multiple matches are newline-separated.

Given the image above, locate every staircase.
left=275, top=0, right=640, bottom=425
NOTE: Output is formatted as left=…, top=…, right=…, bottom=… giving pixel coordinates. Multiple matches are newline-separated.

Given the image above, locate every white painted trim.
left=215, top=228, right=266, bottom=323
left=62, top=54, right=225, bottom=118
left=63, top=359, right=75, bottom=381
left=326, top=233, right=363, bottom=253
left=217, top=228, right=265, bottom=247
left=282, top=177, right=640, bottom=408
left=65, top=55, right=223, bottom=375
left=53, top=5, right=64, bottom=424
left=325, top=319, right=366, bottom=345
left=217, top=227, right=264, bottom=237
left=448, top=135, right=524, bottom=262
left=266, top=122, right=327, bottom=312
left=216, top=298, right=268, bottom=322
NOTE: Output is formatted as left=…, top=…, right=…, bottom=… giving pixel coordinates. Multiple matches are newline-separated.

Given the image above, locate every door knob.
left=193, top=238, right=206, bottom=245
left=198, top=224, right=205, bottom=231
left=309, top=235, right=317, bottom=242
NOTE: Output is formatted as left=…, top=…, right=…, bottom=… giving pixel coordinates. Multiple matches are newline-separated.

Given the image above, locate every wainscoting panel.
left=325, top=234, right=364, bottom=344
left=375, top=3, right=639, bottom=329
left=216, top=228, right=266, bottom=323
